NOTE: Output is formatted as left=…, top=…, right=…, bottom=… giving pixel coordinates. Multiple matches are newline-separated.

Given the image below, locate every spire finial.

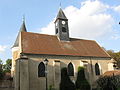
left=20, top=14, right=27, bottom=32
left=60, top=2, right=61, bottom=8
left=22, top=14, right=25, bottom=23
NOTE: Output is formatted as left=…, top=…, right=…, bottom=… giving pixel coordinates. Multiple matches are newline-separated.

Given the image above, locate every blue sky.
left=0, top=0, right=120, bottom=63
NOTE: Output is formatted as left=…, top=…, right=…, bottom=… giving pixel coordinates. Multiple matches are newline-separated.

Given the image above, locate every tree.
left=3, top=59, right=12, bottom=73
left=99, top=48, right=120, bottom=68
left=0, top=59, right=3, bottom=70
left=0, top=59, right=4, bottom=79
left=0, top=59, right=12, bottom=80
left=75, top=66, right=90, bottom=90
left=112, top=52, right=120, bottom=67
left=107, top=50, right=120, bottom=68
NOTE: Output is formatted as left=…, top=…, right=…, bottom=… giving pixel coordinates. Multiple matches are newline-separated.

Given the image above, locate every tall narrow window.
left=95, top=63, right=100, bottom=75
left=67, top=62, right=74, bottom=76
left=56, top=28, right=58, bottom=34
left=38, top=62, right=45, bottom=77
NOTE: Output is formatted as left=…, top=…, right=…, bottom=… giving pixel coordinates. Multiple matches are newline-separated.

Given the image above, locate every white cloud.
left=40, top=20, right=55, bottom=35
left=39, top=0, right=115, bottom=40
left=0, top=45, right=6, bottom=53
left=111, top=32, right=120, bottom=40
left=114, top=5, right=120, bottom=13
left=80, top=0, right=109, bottom=15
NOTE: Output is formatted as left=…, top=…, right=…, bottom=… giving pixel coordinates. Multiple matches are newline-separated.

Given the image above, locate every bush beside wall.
left=75, top=66, right=91, bottom=90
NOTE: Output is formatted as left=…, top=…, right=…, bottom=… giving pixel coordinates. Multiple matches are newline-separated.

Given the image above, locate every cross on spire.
left=60, top=2, right=61, bottom=8
left=20, top=15, right=27, bottom=32
left=22, top=14, right=25, bottom=23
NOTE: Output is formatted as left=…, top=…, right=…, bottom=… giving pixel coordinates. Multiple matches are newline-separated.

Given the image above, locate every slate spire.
left=12, top=19, right=27, bottom=47
left=19, top=20, right=27, bottom=32
left=56, top=8, right=67, bottom=20
left=20, top=16, right=27, bottom=32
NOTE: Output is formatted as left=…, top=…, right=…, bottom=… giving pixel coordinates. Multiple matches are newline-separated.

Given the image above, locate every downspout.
left=28, top=58, right=30, bottom=90
left=90, top=57, right=93, bottom=74
left=19, top=59, right=20, bottom=90
left=90, top=57, right=93, bottom=90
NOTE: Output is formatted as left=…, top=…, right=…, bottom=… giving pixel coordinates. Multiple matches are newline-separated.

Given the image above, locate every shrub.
left=60, top=67, right=76, bottom=90
left=75, top=66, right=91, bottom=90
left=96, top=75, right=120, bottom=90
left=49, top=85, right=55, bottom=90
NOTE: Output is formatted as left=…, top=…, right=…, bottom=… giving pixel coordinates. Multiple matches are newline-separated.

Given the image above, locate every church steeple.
left=55, top=8, right=69, bottom=41
left=12, top=20, right=27, bottom=47
left=20, top=16, right=27, bottom=32
left=20, top=20, right=27, bottom=32
left=56, top=8, right=67, bottom=20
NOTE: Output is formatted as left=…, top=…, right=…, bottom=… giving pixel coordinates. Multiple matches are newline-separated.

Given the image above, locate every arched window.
left=67, top=62, right=74, bottom=76
left=62, top=27, right=66, bottom=32
left=38, top=62, right=45, bottom=77
left=56, top=28, right=58, bottom=34
left=95, top=63, right=100, bottom=75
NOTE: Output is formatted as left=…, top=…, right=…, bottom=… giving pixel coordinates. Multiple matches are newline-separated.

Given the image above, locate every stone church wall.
left=14, top=54, right=111, bottom=90
left=26, top=54, right=110, bottom=90
left=29, top=59, right=46, bottom=90
left=27, top=54, right=82, bottom=90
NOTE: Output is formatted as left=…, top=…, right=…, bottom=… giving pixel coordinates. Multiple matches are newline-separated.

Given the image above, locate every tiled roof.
left=21, top=32, right=110, bottom=58
left=103, top=70, right=120, bottom=76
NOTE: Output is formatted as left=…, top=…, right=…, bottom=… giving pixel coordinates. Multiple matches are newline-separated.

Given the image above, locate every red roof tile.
left=103, top=70, right=120, bottom=76
left=21, top=32, right=110, bottom=58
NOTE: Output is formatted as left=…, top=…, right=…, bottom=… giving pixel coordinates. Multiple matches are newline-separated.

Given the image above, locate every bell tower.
left=55, top=8, right=69, bottom=41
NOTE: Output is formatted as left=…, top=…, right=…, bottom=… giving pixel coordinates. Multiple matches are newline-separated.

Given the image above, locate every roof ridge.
left=70, top=37, right=95, bottom=42
left=22, top=31, right=96, bottom=42
left=22, top=31, right=56, bottom=36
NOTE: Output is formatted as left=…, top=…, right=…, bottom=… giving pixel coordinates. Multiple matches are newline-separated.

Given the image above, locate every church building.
left=11, top=8, right=112, bottom=90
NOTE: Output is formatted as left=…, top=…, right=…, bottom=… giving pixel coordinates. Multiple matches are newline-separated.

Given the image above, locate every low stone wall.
left=0, top=80, right=14, bottom=90
left=0, top=87, right=14, bottom=90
